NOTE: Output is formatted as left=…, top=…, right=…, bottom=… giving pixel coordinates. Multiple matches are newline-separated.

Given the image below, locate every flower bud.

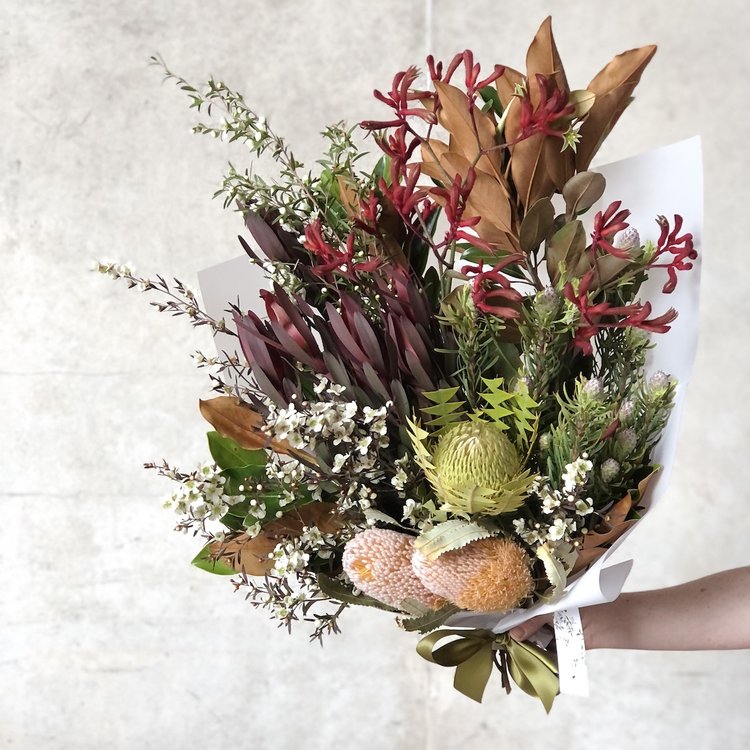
left=614, top=227, right=641, bottom=255
left=538, top=432, right=551, bottom=451
left=582, top=377, right=604, bottom=400
left=615, top=427, right=637, bottom=456
left=648, top=370, right=671, bottom=394
left=601, top=458, right=620, bottom=483
left=618, top=399, right=635, bottom=423
left=534, top=286, right=560, bottom=319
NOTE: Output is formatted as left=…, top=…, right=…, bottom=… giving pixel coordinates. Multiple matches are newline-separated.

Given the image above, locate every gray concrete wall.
left=2, top=0, right=749, bottom=747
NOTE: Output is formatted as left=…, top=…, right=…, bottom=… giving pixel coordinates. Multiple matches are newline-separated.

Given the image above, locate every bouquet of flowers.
left=99, top=17, right=700, bottom=710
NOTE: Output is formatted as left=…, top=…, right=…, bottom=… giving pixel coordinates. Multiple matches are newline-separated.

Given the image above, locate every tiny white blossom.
left=547, top=517, right=568, bottom=541
left=331, top=453, right=350, bottom=473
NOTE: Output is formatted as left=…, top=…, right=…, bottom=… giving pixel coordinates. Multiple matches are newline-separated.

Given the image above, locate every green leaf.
left=478, top=86, right=503, bottom=116
left=458, top=245, right=526, bottom=279
left=421, top=388, right=467, bottom=434
left=191, top=544, right=237, bottom=575
left=220, top=504, right=248, bottom=531
left=545, top=219, right=587, bottom=285
left=373, top=155, right=391, bottom=185
left=317, top=573, right=400, bottom=612
left=423, top=266, right=441, bottom=311
left=408, top=206, right=441, bottom=278
left=562, top=171, right=606, bottom=218
left=207, top=431, right=267, bottom=471
left=414, top=520, right=495, bottom=560
left=399, top=603, right=462, bottom=633
left=519, top=198, right=555, bottom=254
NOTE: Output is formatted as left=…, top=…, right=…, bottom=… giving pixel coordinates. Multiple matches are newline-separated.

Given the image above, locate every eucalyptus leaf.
left=519, top=198, right=555, bottom=254
left=545, top=219, right=586, bottom=285
left=562, top=171, right=606, bottom=218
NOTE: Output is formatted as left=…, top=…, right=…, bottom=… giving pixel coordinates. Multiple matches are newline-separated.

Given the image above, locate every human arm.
left=509, top=567, right=750, bottom=650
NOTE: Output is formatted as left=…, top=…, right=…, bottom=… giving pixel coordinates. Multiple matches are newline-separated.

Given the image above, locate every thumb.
left=509, top=614, right=552, bottom=642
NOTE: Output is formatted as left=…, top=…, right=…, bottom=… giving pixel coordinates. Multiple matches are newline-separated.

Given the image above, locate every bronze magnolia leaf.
left=519, top=197, right=555, bottom=254
left=420, top=139, right=451, bottom=183
left=495, top=66, right=524, bottom=109
left=434, top=81, right=501, bottom=177
left=198, top=396, right=315, bottom=464
left=208, top=503, right=342, bottom=576
left=543, top=137, right=575, bottom=192
left=571, top=495, right=635, bottom=575
left=521, top=16, right=572, bottom=195
left=336, top=174, right=360, bottom=219
left=572, top=472, right=657, bottom=575
left=562, top=170, right=607, bottom=218
left=421, top=144, right=515, bottom=240
left=510, top=133, right=554, bottom=211
left=525, top=16, right=568, bottom=100
left=575, top=45, right=658, bottom=171
left=568, top=89, right=596, bottom=119
left=545, top=219, right=586, bottom=284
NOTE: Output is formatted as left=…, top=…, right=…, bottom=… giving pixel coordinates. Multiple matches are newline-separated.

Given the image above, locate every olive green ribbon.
left=416, top=628, right=559, bottom=712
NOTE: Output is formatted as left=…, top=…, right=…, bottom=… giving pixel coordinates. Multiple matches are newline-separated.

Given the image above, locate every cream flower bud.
left=614, top=226, right=641, bottom=254
left=601, top=458, right=621, bottom=483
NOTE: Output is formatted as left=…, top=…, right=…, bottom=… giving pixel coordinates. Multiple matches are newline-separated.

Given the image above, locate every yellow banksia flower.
left=412, top=537, right=533, bottom=612
left=342, top=529, right=445, bottom=610
left=411, top=420, right=535, bottom=516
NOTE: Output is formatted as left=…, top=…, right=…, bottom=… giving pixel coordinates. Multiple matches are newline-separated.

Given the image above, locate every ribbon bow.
left=416, top=628, right=559, bottom=712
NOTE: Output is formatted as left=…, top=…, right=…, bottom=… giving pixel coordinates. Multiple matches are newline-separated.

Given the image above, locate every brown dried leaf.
left=525, top=16, right=568, bottom=100
left=495, top=66, right=524, bottom=109
left=464, top=166, right=515, bottom=236
left=434, top=81, right=501, bottom=177
left=568, top=89, right=596, bottom=119
left=421, top=145, right=515, bottom=238
left=576, top=45, right=658, bottom=171
left=199, top=397, right=315, bottom=464
left=543, top=136, right=575, bottom=192
left=336, top=175, right=360, bottom=219
left=510, top=132, right=555, bottom=210
left=419, top=139, right=451, bottom=184
left=572, top=471, right=658, bottom=575
left=208, top=503, right=342, bottom=576
left=570, top=547, right=607, bottom=574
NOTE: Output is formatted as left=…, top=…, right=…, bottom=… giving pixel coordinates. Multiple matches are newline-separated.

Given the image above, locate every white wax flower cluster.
left=513, top=455, right=594, bottom=547
left=163, top=462, right=244, bottom=525
left=264, top=377, right=392, bottom=511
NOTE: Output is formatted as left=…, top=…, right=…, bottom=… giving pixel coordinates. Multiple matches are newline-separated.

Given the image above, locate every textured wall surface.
left=2, top=1, right=749, bottom=748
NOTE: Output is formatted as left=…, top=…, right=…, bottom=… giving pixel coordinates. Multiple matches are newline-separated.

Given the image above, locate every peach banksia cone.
left=412, top=537, right=533, bottom=612
left=342, top=529, right=445, bottom=610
